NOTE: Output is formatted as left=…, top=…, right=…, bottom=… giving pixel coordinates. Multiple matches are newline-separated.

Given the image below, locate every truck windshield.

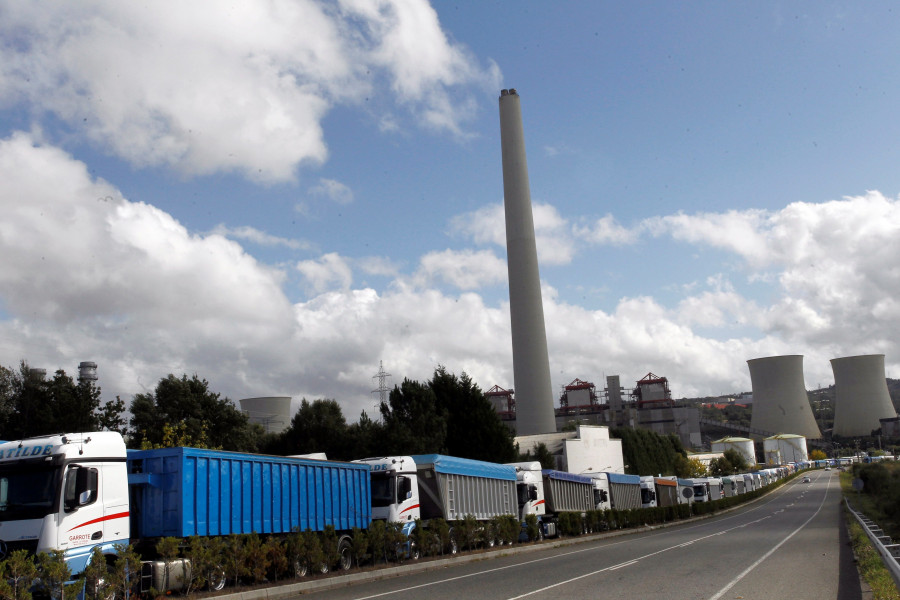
left=0, top=465, right=60, bottom=521
left=370, top=473, right=395, bottom=508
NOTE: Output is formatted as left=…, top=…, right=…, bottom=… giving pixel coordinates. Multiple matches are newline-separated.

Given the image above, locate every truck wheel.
left=338, top=537, right=353, bottom=571
left=293, top=560, right=308, bottom=578
left=449, top=537, right=458, bottom=555
left=206, top=566, right=226, bottom=591
left=408, top=541, right=421, bottom=561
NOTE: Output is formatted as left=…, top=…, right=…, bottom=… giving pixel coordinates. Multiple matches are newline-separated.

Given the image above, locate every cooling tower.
left=747, top=355, right=821, bottom=439
left=499, top=88, right=556, bottom=436
left=240, top=396, right=292, bottom=434
left=831, top=354, right=897, bottom=437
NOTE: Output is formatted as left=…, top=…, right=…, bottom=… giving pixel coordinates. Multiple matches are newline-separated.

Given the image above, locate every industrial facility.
left=747, top=355, right=821, bottom=439
left=831, top=354, right=898, bottom=437
left=711, top=436, right=757, bottom=466
left=239, top=396, right=293, bottom=434
left=763, top=434, right=809, bottom=465
left=498, top=88, right=556, bottom=436
left=490, top=372, right=702, bottom=450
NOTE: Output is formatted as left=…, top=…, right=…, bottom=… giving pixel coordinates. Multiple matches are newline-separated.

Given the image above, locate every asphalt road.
left=300, top=471, right=861, bottom=600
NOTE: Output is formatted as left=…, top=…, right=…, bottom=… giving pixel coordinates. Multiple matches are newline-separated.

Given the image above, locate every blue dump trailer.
left=126, top=445, right=371, bottom=588
left=127, top=446, right=372, bottom=539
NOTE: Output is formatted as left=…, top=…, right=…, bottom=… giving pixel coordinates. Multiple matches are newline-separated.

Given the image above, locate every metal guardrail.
left=844, top=498, right=900, bottom=588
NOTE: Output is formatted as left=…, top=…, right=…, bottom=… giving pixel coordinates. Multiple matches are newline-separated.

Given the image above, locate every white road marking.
left=706, top=477, right=831, bottom=600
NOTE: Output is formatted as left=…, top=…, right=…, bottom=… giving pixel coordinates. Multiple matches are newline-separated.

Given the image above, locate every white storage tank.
left=831, top=354, right=897, bottom=437
left=711, top=437, right=756, bottom=467
left=763, top=434, right=808, bottom=465
left=747, top=355, right=821, bottom=439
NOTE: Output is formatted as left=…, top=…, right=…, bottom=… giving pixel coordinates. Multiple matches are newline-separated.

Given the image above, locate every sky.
left=2, top=1, right=900, bottom=423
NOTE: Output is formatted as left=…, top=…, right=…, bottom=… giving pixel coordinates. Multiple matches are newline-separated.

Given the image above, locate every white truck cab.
left=587, top=473, right=611, bottom=510
left=0, top=433, right=130, bottom=573
left=639, top=475, right=658, bottom=508
left=353, top=456, right=420, bottom=523
left=505, top=462, right=547, bottom=520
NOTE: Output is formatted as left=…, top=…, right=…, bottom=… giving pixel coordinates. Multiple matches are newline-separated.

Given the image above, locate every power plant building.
left=830, top=354, right=897, bottom=437
left=240, top=396, right=292, bottom=434
left=498, top=88, right=556, bottom=436
left=747, top=355, right=821, bottom=439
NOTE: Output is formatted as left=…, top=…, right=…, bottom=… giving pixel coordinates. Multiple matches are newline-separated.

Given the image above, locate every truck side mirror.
left=65, top=467, right=98, bottom=511
left=398, top=476, right=412, bottom=500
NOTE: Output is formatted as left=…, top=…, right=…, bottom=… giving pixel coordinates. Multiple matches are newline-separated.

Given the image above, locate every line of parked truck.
left=0, top=432, right=800, bottom=594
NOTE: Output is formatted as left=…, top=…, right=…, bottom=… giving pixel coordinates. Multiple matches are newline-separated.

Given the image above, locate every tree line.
left=0, top=361, right=518, bottom=463
left=1, top=360, right=703, bottom=478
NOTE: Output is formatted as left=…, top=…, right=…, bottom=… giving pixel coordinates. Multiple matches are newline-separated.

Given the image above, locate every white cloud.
left=414, top=249, right=507, bottom=290
left=641, top=193, right=900, bottom=352
left=309, top=178, right=355, bottom=204
left=210, top=225, right=311, bottom=251
left=296, top=253, right=354, bottom=294
left=340, top=0, right=501, bottom=137
left=4, top=128, right=900, bottom=423
left=0, top=1, right=498, bottom=183
left=574, top=214, right=640, bottom=246
left=450, top=202, right=576, bottom=266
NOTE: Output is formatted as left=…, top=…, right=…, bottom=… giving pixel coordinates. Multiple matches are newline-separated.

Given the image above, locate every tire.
left=408, top=541, right=421, bottom=561
left=206, top=566, right=226, bottom=592
left=337, top=537, right=353, bottom=571
left=293, top=560, right=308, bottom=578
left=449, top=537, right=458, bottom=555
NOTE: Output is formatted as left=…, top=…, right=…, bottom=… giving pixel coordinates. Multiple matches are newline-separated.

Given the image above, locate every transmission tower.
left=372, top=361, right=392, bottom=404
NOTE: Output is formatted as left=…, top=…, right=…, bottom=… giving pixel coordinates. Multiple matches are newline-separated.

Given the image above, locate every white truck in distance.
left=355, top=454, right=519, bottom=550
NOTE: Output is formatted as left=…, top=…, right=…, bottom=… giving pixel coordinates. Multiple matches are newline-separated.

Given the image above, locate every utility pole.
left=372, top=361, right=391, bottom=405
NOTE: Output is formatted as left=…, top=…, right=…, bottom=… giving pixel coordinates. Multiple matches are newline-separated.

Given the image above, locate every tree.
left=379, top=378, right=447, bottom=455
left=613, top=428, right=687, bottom=476
left=430, top=367, right=517, bottom=463
left=128, top=374, right=259, bottom=451
left=36, top=550, right=75, bottom=600
left=0, top=362, right=122, bottom=439
left=518, top=442, right=555, bottom=469
left=274, top=399, right=349, bottom=458
left=345, top=410, right=384, bottom=459
left=675, top=455, right=708, bottom=478
left=809, top=449, right=827, bottom=461
left=0, top=549, right=37, bottom=600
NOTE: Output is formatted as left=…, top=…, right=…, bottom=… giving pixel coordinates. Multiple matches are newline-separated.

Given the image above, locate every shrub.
left=350, top=527, right=370, bottom=567
left=367, top=520, right=387, bottom=564
left=430, top=518, right=452, bottom=555
left=524, top=514, right=540, bottom=541
left=264, top=536, right=288, bottom=582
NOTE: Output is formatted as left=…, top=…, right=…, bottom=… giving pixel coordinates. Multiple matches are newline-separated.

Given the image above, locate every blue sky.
left=2, top=1, right=900, bottom=422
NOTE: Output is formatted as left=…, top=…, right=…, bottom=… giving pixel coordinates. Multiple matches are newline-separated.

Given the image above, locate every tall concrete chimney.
left=499, top=88, right=556, bottom=435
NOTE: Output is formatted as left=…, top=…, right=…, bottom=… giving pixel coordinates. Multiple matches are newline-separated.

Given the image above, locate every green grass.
left=841, top=471, right=900, bottom=599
